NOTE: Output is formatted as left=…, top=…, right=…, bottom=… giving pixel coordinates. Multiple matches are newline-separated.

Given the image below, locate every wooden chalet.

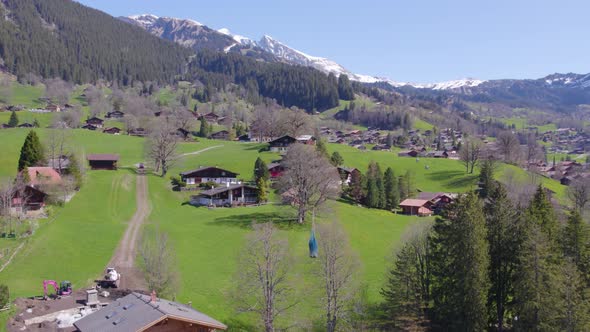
left=337, top=167, right=361, bottom=185
left=46, top=104, right=61, bottom=113
left=180, top=166, right=239, bottom=185
left=191, top=183, right=258, bottom=207
left=105, top=110, right=125, bottom=119
left=11, top=186, right=48, bottom=216
left=102, top=127, right=121, bottom=135
left=210, top=130, right=230, bottom=140
left=268, top=162, right=285, bottom=179
left=18, top=123, right=34, bottom=128
left=296, top=135, right=316, bottom=145
left=87, top=154, right=119, bottom=170
left=268, top=135, right=297, bottom=152
left=74, top=292, right=227, bottom=332
left=398, top=150, right=419, bottom=158
left=85, top=117, right=104, bottom=128
left=200, top=112, right=220, bottom=123
left=128, top=127, right=147, bottom=137
left=24, top=167, right=63, bottom=188
left=416, top=192, right=456, bottom=214
left=81, top=124, right=97, bottom=130
left=399, top=199, right=433, bottom=216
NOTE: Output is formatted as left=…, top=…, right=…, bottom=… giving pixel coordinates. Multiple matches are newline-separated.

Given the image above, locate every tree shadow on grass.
left=209, top=211, right=306, bottom=231
left=425, top=170, right=478, bottom=191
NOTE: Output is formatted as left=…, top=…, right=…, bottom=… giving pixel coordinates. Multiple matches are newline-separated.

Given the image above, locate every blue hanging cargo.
left=309, top=229, right=318, bottom=258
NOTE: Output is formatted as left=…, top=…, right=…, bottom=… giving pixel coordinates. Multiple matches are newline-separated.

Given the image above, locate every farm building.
left=180, top=166, right=239, bottom=186
left=210, top=130, right=230, bottom=140
left=399, top=199, right=433, bottom=216
left=106, top=110, right=125, bottom=118
left=337, top=167, right=361, bottom=185
left=24, top=167, right=63, bottom=188
left=81, top=124, right=97, bottom=130
left=417, top=192, right=456, bottom=213
left=200, top=112, right=220, bottom=123
left=268, top=135, right=297, bottom=152
left=296, top=135, right=316, bottom=145
left=18, top=123, right=34, bottom=128
left=102, top=127, right=121, bottom=135
left=398, top=150, right=419, bottom=157
left=191, top=183, right=258, bottom=207
left=74, top=292, right=227, bottom=332
left=176, top=128, right=190, bottom=140
left=87, top=154, right=119, bottom=170
left=85, top=117, right=104, bottom=128
left=11, top=185, right=48, bottom=216
left=46, top=104, right=61, bottom=112
left=268, top=162, right=285, bottom=179
left=46, top=155, right=70, bottom=174
left=128, top=128, right=147, bottom=137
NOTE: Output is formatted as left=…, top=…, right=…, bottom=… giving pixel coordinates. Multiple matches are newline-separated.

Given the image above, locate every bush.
left=0, top=284, right=9, bottom=308
left=170, top=176, right=186, bottom=188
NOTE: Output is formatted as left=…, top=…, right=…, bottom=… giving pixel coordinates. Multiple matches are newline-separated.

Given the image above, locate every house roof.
left=74, top=292, right=227, bottom=332
left=180, top=166, right=239, bottom=177
left=337, top=166, right=358, bottom=174
left=296, top=135, right=314, bottom=141
left=86, top=117, right=103, bottom=122
left=399, top=199, right=430, bottom=207
left=25, top=167, right=62, bottom=186
left=417, top=192, right=444, bottom=201
left=87, top=154, right=120, bottom=161
left=267, top=162, right=282, bottom=170
left=198, top=184, right=257, bottom=197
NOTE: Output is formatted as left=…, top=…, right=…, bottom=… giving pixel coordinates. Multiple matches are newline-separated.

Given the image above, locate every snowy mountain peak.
left=410, top=78, right=485, bottom=90
left=128, top=14, right=159, bottom=26
left=218, top=28, right=255, bottom=46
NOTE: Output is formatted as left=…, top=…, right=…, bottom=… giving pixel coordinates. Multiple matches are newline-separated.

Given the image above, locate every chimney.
left=150, top=290, right=157, bottom=303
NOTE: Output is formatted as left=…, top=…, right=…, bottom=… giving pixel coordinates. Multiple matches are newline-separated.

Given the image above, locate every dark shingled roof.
left=179, top=166, right=239, bottom=177
left=74, top=292, right=227, bottom=332
left=87, top=154, right=120, bottom=161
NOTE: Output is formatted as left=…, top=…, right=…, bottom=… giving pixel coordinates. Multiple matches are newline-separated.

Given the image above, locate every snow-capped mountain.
left=123, top=14, right=486, bottom=90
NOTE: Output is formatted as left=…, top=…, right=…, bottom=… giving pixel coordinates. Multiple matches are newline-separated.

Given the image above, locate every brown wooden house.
left=399, top=199, right=433, bottom=216
left=210, top=130, right=230, bottom=140
left=102, top=127, right=121, bottom=135
left=191, top=183, right=258, bottom=207
left=86, top=117, right=104, bottom=128
left=11, top=186, right=48, bottom=216
left=268, top=135, right=296, bottom=152
left=180, top=166, right=239, bottom=186
left=87, top=154, right=119, bottom=170
left=106, top=110, right=125, bottom=119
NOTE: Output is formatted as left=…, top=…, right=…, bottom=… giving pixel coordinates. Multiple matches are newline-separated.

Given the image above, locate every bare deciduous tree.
left=567, top=178, right=590, bottom=214
left=316, top=221, right=360, bottom=332
left=0, top=75, right=12, bottom=104
left=44, top=78, right=72, bottom=105
left=279, top=144, right=341, bottom=223
left=459, top=138, right=482, bottom=174
left=145, top=120, right=179, bottom=176
left=283, top=107, right=313, bottom=137
left=235, top=222, right=297, bottom=332
left=139, top=230, right=180, bottom=299
left=496, top=131, right=520, bottom=163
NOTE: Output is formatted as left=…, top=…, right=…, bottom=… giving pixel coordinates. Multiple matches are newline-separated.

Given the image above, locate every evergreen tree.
left=366, top=162, right=385, bottom=208
left=8, top=110, right=18, bottom=127
left=18, top=130, right=44, bottom=171
left=337, top=74, right=354, bottom=100
left=478, top=159, right=496, bottom=198
left=365, top=177, right=379, bottom=208
left=384, top=167, right=399, bottom=211
left=398, top=171, right=415, bottom=201
left=513, top=224, right=562, bottom=331
left=562, top=210, right=590, bottom=281
left=256, top=177, right=268, bottom=203
left=198, top=117, right=209, bottom=138
left=527, top=185, right=558, bottom=241
left=253, top=157, right=270, bottom=182
left=485, top=183, right=521, bottom=330
left=430, top=192, right=490, bottom=331
left=316, top=138, right=330, bottom=159
left=558, top=260, right=590, bottom=331
left=330, top=151, right=344, bottom=167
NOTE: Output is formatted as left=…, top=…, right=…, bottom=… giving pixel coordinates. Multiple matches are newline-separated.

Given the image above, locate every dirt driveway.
left=106, top=174, right=150, bottom=290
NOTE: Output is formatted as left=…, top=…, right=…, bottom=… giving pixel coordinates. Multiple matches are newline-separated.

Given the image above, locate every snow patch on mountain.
left=218, top=28, right=255, bottom=46
left=411, top=79, right=485, bottom=90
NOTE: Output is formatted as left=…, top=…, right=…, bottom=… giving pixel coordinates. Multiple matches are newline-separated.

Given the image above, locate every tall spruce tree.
left=366, top=162, right=385, bottom=209
left=485, top=183, right=521, bottom=330
left=478, top=159, right=496, bottom=198
left=330, top=151, right=344, bottom=166
left=384, top=167, right=399, bottom=211
left=562, top=210, right=590, bottom=281
left=8, top=110, right=18, bottom=127
left=430, top=192, right=490, bottom=331
left=253, top=157, right=270, bottom=182
left=198, top=117, right=209, bottom=138
left=527, top=185, right=559, bottom=241
left=18, top=130, right=44, bottom=171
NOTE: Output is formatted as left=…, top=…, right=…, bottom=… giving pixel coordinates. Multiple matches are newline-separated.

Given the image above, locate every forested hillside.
left=0, top=0, right=191, bottom=84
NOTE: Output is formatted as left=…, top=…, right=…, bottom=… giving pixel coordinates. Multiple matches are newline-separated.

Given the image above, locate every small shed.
left=87, top=154, right=119, bottom=170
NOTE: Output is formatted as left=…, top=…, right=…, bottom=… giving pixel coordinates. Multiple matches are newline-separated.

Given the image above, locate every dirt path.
left=106, top=174, right=150, bottom=290
left=180, top=145, right=223, bottom=157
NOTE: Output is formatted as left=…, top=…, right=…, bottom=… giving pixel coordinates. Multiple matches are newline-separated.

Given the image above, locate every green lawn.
left=0, top=171, right=136, bottom=298
left=413, top=118, right=434, bottom=131
left=500, top=116, right=557, bottom=132
left=8, top=83, right=45, bottom=109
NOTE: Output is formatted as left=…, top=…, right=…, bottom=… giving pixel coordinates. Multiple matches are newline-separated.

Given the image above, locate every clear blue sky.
left=77, top=0, right=589, bottom=83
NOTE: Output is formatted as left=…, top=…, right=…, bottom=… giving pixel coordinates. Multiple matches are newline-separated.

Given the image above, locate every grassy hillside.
left=0, top=171, right=136, bottom=298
